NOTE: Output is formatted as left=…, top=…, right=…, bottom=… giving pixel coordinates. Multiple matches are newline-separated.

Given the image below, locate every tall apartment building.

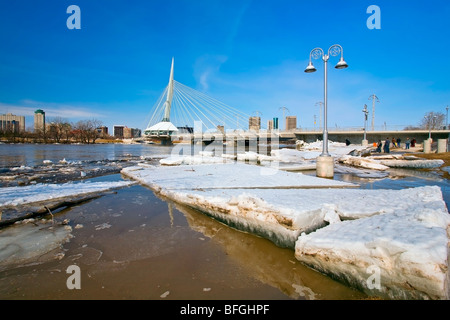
left=267, top=120, right=273, bottom=131
left=34, top=109, right=46, bottom=133
left=0, top=113, right=25, bottom=133
left=123, top=127, right=142, bottom=139
left=96, top=126, right=109, bottom=136
left=248, top=116, right=261, bottom=131
left=273, top=117, right=279, bottom=130
left=113, top=125, right=125, bottom=139
left=285, top=116, right=297, bottom=130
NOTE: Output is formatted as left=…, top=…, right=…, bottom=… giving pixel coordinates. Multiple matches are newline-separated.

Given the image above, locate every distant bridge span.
left=156, top=129, right=450, bottom=146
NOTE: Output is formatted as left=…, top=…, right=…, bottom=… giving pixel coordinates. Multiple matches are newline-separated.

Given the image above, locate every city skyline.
left=0, top=1, right=449, bottom=132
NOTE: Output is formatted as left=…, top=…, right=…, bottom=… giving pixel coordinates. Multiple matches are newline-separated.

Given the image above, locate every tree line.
left=0, top=118, right=110, bottom=144
left=403, top=111, right=447, bottom=130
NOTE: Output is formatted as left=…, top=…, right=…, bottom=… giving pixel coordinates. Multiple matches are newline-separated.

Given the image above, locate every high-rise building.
left=123, top=127, right=142, bottom=139
left=113, top=125, right=125, bottom=139
left=286, top=116, right=297, bottom=130
left=217, top=125, right=225, bottom=134
left=34, top=109, right=46, bottom=133
left=249, top=116, right=261, bottom=131
left=267, top=120, right=273, bottom=131
left=0, top=113, right=25, bottom=133
left=273, top=117, right=279, bottom=130
left=96, top=126, right=109, bottom=137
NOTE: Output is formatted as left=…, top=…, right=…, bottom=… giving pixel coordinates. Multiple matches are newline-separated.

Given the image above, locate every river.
left=0, top=143, right=448, bottom=300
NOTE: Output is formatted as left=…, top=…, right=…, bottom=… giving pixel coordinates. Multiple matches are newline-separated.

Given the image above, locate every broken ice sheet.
left=0, top=219, right=73, bottom=271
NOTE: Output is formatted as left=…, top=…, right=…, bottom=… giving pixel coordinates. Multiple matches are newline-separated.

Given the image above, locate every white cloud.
left=0, top=100, right=105, bottom=119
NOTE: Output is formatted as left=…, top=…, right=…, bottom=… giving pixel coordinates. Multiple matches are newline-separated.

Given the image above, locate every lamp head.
left=335, top=57, right=348, bottom=69
left=304, top=61, right=317, bottom=73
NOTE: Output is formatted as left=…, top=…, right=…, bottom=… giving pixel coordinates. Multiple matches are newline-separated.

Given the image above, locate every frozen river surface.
left=0, top=143, right=449, bottom=300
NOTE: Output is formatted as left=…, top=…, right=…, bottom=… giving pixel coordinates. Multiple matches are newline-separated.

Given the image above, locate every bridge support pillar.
left=316, top=155, right=334, bottom=179
left=423, top=139, right=432, bottom=153
left=438, top=139, right=447, bottom=153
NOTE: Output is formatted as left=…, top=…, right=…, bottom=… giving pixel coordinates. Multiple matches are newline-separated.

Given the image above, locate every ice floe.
left=0, top=180, right=136, bottom=208
left=122, top=163, right=356, bottom=192
left=0, top=219, right=73, bottom=271
left=121, top=161, right=450, bottom=300
left=379, top=159, right=444, bottom=168
left=295, top=187, right=450, bottom=299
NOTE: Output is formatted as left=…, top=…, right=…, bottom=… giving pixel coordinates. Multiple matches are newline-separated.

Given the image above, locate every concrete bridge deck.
left=153, top=129, right=450, bottom=146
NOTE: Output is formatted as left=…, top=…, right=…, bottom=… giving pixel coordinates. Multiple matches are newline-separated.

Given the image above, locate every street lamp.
left=315, top=101, right=323, bottom=131
left=305, top=44, right=348, bottom=178
left=446, top=106, right=448, bottom=129
left=362, top=104, right=369, bottom=145
left=424, top=115, right=437, bottom=140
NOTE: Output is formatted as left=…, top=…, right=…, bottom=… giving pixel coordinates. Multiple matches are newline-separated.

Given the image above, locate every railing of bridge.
left=290, top=125, right=450, bottom=132
left=173, top=125, right=449, bottom=137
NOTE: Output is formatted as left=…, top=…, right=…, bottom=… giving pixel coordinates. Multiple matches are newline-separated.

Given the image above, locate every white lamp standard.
left=305, top=44, right=348, bottom=178
left=446, top=106, right=448, bottom=129
left=362, top=104, right=369, bottom=146
left=425, top=115, right=437, bottom=140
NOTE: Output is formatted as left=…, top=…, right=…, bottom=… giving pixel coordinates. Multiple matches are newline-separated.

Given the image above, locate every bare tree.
left=61, top=122, right=73, bottom=143
left=73, top=119, right=103, bottom=144
left=47, top=117, right=68, bottom=143
left=420, top=111, right=445, bottom=130
left=85, top=119, right=102, bottom=144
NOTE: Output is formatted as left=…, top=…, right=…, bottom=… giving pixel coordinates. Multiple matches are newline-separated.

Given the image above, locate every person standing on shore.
left=405, top=138, right=410, bottom=150
left=384, top=137, right=390, bottom=153
left=376, top=140, right=382, bottom=152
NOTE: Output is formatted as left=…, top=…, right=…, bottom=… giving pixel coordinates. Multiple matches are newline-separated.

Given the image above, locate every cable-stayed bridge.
left=143, top=58, right=450, bottom=146
left=144, top=58, right=254, bottom=144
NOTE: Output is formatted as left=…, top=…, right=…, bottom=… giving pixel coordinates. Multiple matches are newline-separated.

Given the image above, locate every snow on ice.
left=122, top=155, right=450, bottom=300
left=0, top=180, right=136, bottom=208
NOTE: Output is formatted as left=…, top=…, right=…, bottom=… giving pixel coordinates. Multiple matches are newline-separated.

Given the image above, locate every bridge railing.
left=292, top=125, right=450, bottom=132
left=151, top=126, right=450, bottom=140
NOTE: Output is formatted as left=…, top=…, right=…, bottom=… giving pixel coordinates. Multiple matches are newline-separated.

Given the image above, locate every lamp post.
left=362, top=104, right=369, bottom=146
left=369, top=94, right=379, bottom=131
left=446, top=106, right=448, bottom=129
left=425, top=115, right=437, bottom=140
left=423, top=115, right=436, bottom=154
left=305, top=44, right=348, bottom=178
left=279, top=106, right=290, bottom=131
left=315, top=101, right=323, bottom=131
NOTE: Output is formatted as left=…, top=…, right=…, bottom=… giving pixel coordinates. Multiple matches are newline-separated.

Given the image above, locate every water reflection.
left=0, top=144, right=175, bottom=167
left=167, top=198, right=367, bottom=300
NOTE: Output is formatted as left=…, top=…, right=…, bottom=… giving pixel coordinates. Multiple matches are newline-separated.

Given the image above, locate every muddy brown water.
left=0, top=180, right=367, bottom=300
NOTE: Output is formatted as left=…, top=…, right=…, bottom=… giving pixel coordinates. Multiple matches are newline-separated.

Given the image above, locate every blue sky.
left=0, top=0, right=449, bottom=132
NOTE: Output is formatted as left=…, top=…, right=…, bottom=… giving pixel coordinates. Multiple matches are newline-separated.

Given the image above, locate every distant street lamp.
left=305, top=44, right=348, bottom=178
left=368, top=94, right=379, bottom=131
left=279, top=106, right=290, bottom=131
left=425, top=115, right=437, bottom=140
left=446, top=105, right=449, bottom=129
left=315, top=101, right=323, bottom=131
left=362, top=104, right=369, bottom=145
